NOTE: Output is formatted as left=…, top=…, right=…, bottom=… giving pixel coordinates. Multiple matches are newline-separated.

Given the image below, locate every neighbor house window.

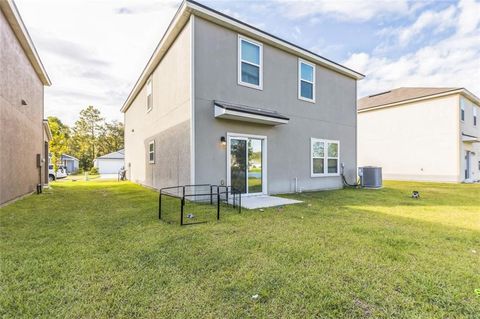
left=474, top=107, right=477, bottom=126
left=238, top=35, right=262, bottom=89
left=460, top=99, right=465, bottom=122
left=298, top=59, right=315, bottom=102
left=146, top=78, right=153, bottom=112
left=311, top=138, right=340, bottom=176
left=148, top=140, right=155, bottom=164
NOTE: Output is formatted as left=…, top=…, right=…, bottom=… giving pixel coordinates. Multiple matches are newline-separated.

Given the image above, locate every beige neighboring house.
left=0, top=0, right=52, bottom=206
left=358, top=87, right=480, bottom=183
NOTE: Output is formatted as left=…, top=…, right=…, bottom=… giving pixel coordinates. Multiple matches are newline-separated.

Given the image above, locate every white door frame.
left=226, top=132, right=267, bottom=195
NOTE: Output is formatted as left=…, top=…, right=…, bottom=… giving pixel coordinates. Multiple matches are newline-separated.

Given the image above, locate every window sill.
left=299, top=96, right=316, bottom=104
left=311, top=173, right=340, bottom=178
left=238, top=81, right=263, bottom=91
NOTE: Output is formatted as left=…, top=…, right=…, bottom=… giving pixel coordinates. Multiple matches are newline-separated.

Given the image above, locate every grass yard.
left=1, top=180, right=479, bottom=318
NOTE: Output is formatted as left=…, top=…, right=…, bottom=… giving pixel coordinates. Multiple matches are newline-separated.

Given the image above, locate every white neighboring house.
left=94, top=150, right=125, bottom=174
left=358, top=87, right=480, bottom=183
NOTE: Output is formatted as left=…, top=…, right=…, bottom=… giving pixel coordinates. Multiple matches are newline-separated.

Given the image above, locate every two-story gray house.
left=122, top=0, right=364, bottom=195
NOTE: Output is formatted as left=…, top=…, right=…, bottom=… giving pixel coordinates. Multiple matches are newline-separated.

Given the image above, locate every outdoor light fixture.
left=21, top=99, right=28, bottom=106
left=220, top=136, right=226, bottom=145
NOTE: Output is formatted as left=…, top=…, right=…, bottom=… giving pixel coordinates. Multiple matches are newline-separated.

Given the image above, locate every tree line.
left=48, top=106, right=124, bottom=172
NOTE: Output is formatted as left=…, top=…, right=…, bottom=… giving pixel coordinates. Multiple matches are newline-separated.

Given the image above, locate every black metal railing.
left=159, top=184, right=241, bottom=225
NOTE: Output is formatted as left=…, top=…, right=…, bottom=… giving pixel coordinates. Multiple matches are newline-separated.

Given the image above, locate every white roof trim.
left=121, top=0, right=363, bottom=113
left=0, top=0, right=51, bottom=86
left=358, top=88, right=480, bottom=113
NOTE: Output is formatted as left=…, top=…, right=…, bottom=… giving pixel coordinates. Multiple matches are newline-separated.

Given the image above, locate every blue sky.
left=15, top=0, right=480, bottom=125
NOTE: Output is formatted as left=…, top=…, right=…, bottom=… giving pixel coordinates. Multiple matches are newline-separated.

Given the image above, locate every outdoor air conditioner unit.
left=358, top=166, right=382, bottom=189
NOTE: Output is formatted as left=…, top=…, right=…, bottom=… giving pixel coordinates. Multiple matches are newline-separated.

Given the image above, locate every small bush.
left=89, top=167, right=99, bottom=175
left=77, top=168, right=84, bottom=175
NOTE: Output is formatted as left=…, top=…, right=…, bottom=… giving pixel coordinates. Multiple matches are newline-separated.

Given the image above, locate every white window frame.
left=238, top=35, right=263, bottom=90
left=148, top=140, right=155, bottom=164
left=298, top=59, right=316, bottom=103
left=146, top=78, right=153, bottom=113
left=310, top=138, right=340, bottom=177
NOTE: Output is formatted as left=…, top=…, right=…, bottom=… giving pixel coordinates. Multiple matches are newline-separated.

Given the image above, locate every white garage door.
left=97, top=159, right=124, bottom=174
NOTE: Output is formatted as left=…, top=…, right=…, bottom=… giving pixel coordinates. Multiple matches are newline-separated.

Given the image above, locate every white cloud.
left=344, top=0, right=480, bottom=98
left=457, top=0, right=480, bottom=34
left=276, top=0, right=412, bottom=22
left=397, top=5, right=456, bottom=45
left=15, top=0, right=181, bottom=126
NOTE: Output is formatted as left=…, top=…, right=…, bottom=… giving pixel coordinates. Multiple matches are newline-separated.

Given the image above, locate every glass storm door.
left=229, top=136, right=264, bottom=194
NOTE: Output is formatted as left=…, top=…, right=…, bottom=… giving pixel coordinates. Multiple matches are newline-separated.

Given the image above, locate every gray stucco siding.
left=143, top=120, right=191, bottom=188
left=193, top=17, right=357, bottom=194
left=124, top=20, right=192, bottom=189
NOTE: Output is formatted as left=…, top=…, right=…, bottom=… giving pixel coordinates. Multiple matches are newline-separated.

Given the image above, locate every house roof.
left=121, top=0, right=364, bottom=113
left=0, top=0, right=51, bottom=86
left=61, top=154, right=79, bottom=161
left=358, top=87, right=480, bottom=112
left=96, top=149, right=125, bottom=160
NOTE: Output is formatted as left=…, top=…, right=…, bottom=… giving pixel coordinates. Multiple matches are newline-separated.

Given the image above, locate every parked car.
left=48, top=165, right=68, bottom=181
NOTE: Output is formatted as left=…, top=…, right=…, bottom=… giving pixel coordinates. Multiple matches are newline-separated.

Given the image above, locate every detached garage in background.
left=94, top=149, right=125, bottom=174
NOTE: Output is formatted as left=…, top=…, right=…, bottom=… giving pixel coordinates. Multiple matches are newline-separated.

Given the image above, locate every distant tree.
left=71, top=106, right=104, bottom=170
left=97, top=121, right=124, bottom=156
left=47, top=116, right=71, bottom=171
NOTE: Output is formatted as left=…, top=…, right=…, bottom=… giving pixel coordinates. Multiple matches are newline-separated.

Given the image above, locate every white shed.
left=94, top=149, right=125, bottom=174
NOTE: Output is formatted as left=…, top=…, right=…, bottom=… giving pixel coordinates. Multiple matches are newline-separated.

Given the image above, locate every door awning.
left=462, top=133, right=480, bottom=143
left=214, top=101, right=289, bottom=125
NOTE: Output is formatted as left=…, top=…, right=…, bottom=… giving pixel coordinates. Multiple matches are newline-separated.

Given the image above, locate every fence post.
left=179, top=187, right=184, bottom=226
left=239, top=192, right=241, bottom=213
left=210, top=185, right=213, bottom=205
left=217, top=192, right=220, bottom=220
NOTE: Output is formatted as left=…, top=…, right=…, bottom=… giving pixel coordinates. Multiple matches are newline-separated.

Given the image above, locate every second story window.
left=474, top=107, right=477, bottom=126
left=146, top=78, right=153, bottom=112
left=238, top=35, right=262, bottom=90
left=460, top=99, right=465, bottom=122
left=298, top=59, right=315, bottom=102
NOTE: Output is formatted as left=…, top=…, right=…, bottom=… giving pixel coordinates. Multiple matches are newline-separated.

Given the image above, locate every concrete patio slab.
left=235, top=195, right=302, bottom=209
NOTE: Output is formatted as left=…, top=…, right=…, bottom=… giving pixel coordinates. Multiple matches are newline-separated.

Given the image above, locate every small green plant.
left=89, top=167, right=99, bottom=175
left=475, top=289, right=480, bottom=297
left=77, top=168, right=84, bottom=175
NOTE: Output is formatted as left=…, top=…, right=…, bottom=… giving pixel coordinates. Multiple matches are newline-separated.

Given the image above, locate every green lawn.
left=1, top=180, right=479, bottom=318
